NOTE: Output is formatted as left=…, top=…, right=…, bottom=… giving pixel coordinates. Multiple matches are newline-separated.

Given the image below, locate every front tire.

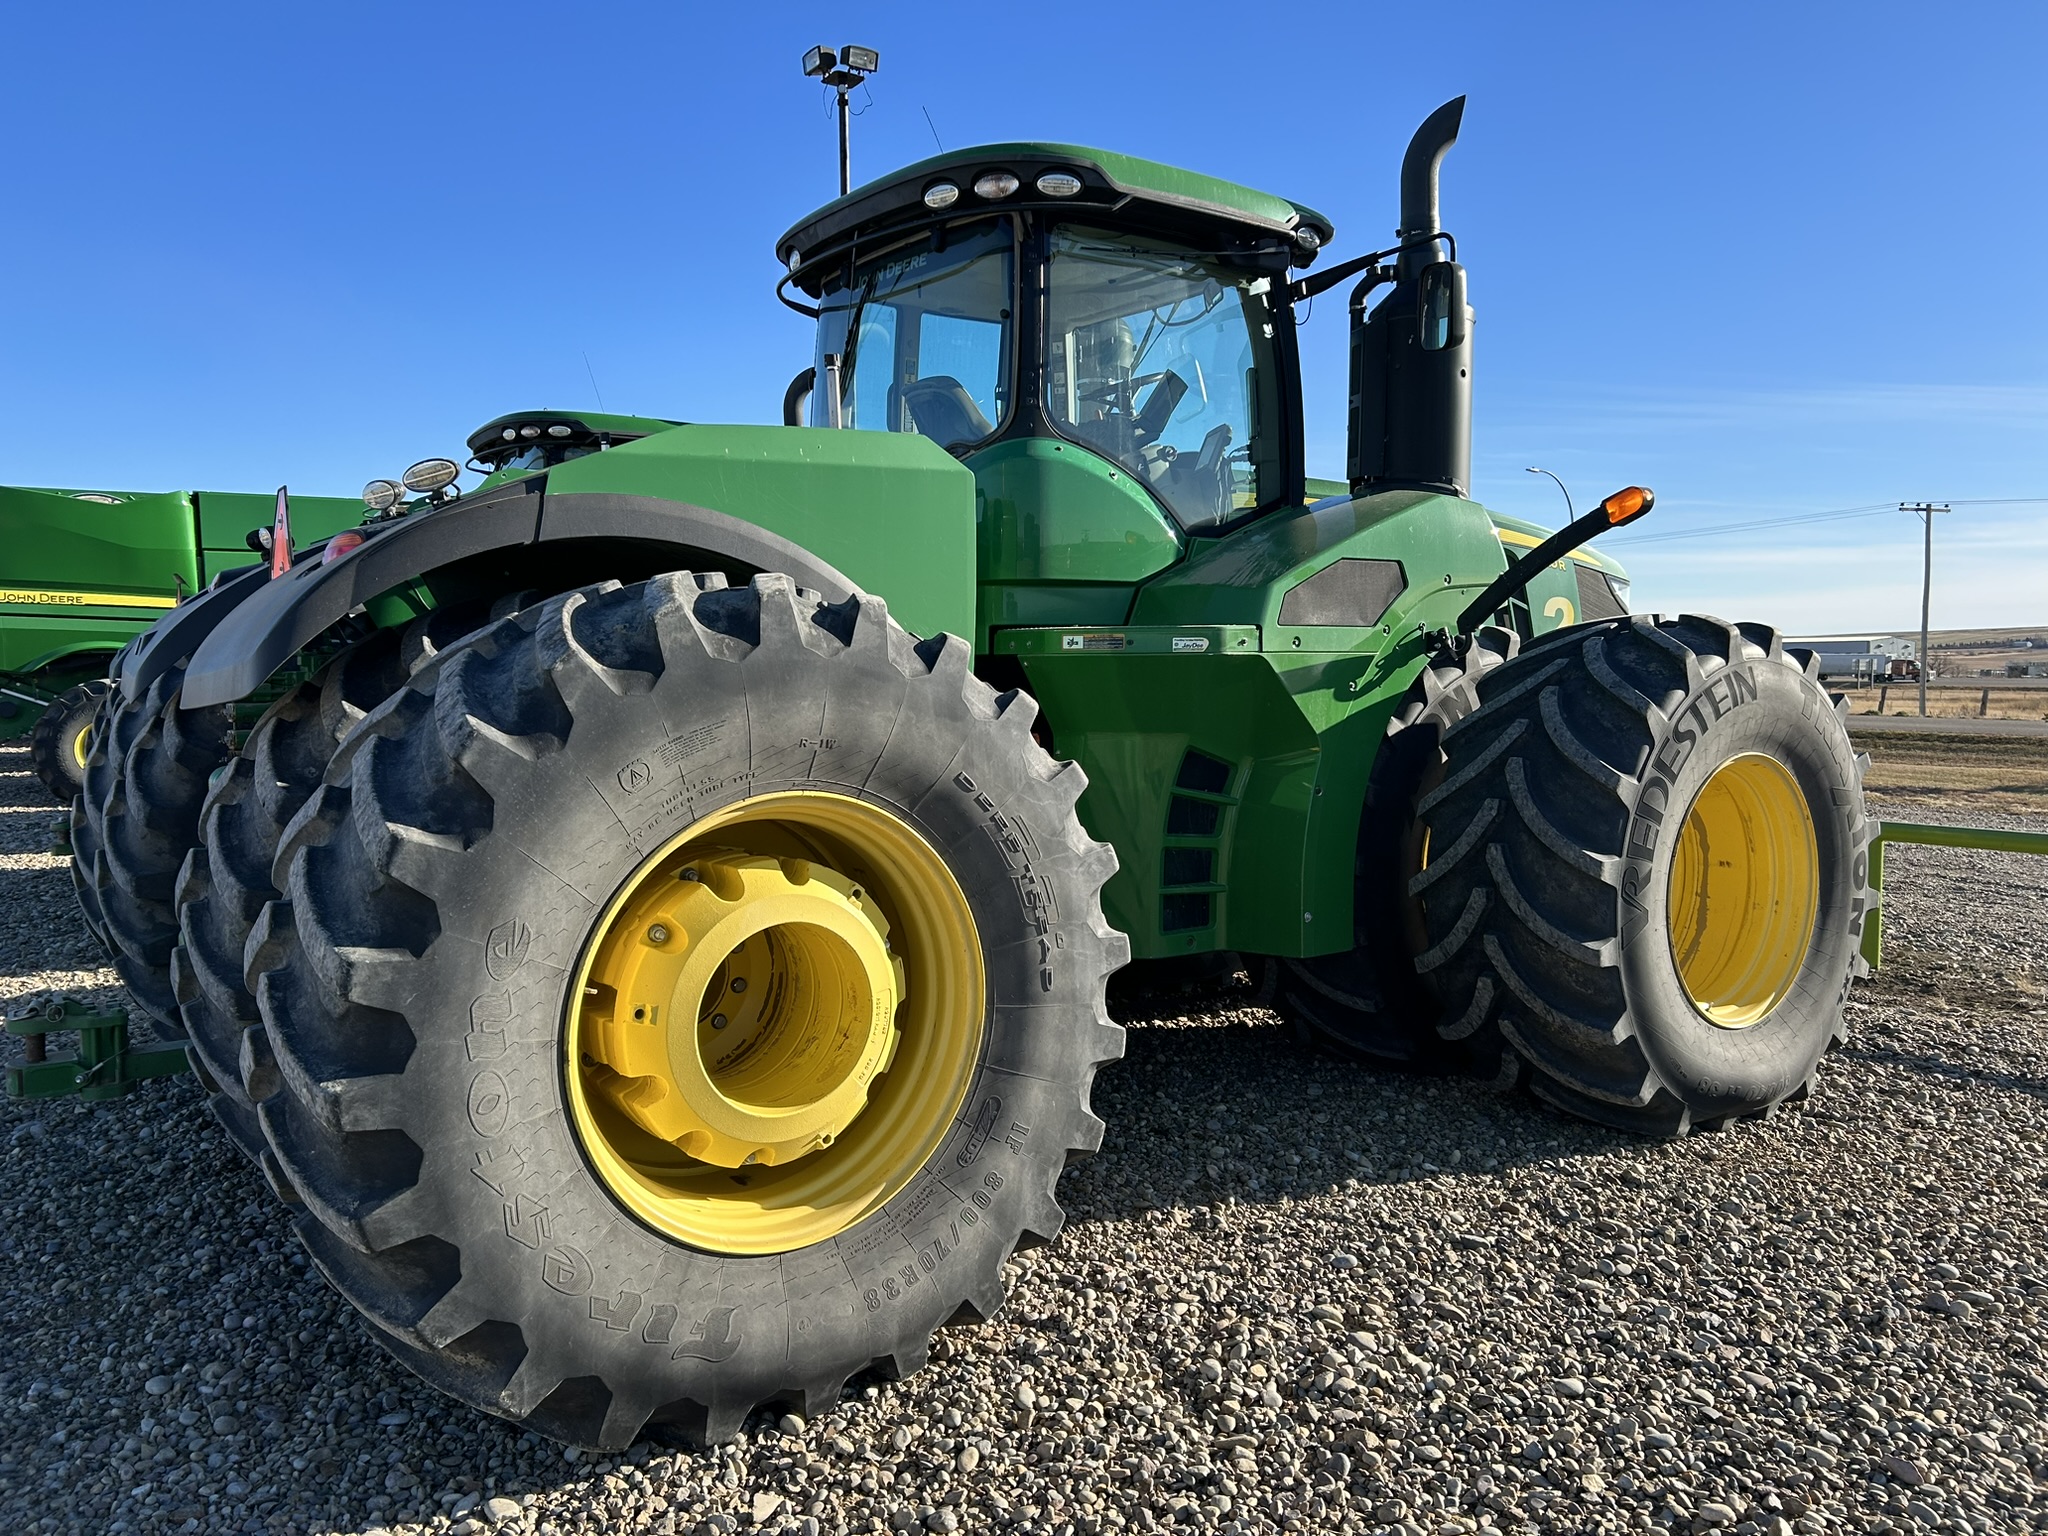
left=1413, top=615, right=1874, bottom=1134
left=250, top=573, right=1126, bottom=1447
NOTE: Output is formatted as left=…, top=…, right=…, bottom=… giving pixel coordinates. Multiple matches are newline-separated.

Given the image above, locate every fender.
left=118, top=560, right=272, bottom=700
left=168, top=476, right=859, bottom=709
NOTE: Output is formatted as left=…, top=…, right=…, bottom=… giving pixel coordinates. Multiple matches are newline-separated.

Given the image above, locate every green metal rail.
left=1862, top=820, right=2048, bottom=968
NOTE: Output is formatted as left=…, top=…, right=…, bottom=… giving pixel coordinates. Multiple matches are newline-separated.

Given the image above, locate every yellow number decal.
left=1544, top=596, right=1576, bottom=626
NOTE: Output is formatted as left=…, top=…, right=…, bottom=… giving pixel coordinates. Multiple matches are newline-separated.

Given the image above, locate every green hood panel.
left=1131, top=490, right=1512, bottom=635
left=545, top=425, right=978, bottom=642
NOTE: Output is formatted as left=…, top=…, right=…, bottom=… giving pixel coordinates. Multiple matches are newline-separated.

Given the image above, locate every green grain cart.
left=72, top=100, right=1872, bottom=1447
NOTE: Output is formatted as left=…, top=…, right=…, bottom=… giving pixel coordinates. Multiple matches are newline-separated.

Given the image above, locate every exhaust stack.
left=1348, top=96, right=1472, bottom=498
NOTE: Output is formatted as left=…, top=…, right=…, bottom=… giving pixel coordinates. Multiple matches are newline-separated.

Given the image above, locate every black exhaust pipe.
left=1348, top=96, right=1472, bottom=498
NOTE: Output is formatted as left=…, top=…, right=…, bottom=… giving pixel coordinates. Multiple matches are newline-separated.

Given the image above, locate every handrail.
left=1877, top=820, right=2048, bottom=857
left=1861, top=819, right=2048, bottom=967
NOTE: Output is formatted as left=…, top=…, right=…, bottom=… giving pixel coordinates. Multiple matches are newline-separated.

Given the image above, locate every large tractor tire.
left=1260, top=626, right=1518, bottom=1066
left=172, top=598, right=519, bottom=1169
left=247, top=573, right=1126, bottom=1448
left=71, top=661, right=234, bottom=1027
left=173, top=631, right=409, bottom=1169
left=70, top=642, right=143, bottom=953
left=1412, top=614, right=1874, bottom=1135
left=30, top=679, right=110, bottom=803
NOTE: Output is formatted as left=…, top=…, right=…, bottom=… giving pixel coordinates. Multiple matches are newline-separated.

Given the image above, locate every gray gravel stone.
left=5, top=753, right=2048, bottom=1536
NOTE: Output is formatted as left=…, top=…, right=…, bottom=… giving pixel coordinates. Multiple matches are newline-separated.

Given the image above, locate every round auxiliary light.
left=922, top=182, right=959, bottom=210
left=519, top=424, right=542, bottom=439
left=1293, top=226, right=1323, bottom=252
left=786, top=248, right=803, bottom=271
left=1035, top=170, right=1082, bottom=198
left=501, top=428, right=518, bottom=442
left=361, top=479, right=403, bottom=512
left=401, top=458, right=461, bottom=494
left=322, top=530, right=367, bottom=564
left=547, top=423, right=572, bottom=438
left=973, top=171, right=1019, bottom=200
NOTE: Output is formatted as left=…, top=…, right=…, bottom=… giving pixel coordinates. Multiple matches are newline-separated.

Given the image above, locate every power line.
left=1609, top=495, right=2048, bottom=546
left=1611, top=502, right=1896, bottom=544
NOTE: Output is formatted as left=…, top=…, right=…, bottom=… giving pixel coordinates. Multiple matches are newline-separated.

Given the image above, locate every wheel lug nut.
left=711, top=1013, right=729, bottom=1029
left=647, top=923, right=670, bottom=944
left=730, top=978, right=747, bottom=994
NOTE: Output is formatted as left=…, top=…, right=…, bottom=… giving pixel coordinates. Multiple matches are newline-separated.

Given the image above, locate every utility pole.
left=802, top=46, right=880, bottom=196
left=1902, top=502, right=1950, bottom=716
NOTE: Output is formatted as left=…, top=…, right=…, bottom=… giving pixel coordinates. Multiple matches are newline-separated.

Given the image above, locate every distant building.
left=1786, top=634, right=1920, bottom=683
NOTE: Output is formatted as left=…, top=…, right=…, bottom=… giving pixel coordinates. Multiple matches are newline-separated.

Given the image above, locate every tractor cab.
left=778, top=146, right=1332, bottom=542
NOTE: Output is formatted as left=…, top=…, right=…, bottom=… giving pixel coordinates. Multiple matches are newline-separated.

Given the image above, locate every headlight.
left=973, top=171, right=1020, bottom=200
left=362, top=480, right=403, bottom=512
left=401, top=458, right=461, bottom=494
left=923, top=182, right=960, bottom=210
left=1035, top=171, right=1083, bottom=197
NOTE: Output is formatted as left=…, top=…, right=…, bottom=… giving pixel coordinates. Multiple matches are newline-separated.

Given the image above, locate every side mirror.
left=1417, top=261, right=1468, bottom=351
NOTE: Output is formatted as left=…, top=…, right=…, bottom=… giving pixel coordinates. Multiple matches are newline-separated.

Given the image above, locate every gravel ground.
left=2, top=746, right=2046, bottom=1536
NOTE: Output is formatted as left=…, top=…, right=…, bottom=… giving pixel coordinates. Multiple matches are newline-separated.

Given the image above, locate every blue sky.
left=3, top=1, right=2043, bottom=632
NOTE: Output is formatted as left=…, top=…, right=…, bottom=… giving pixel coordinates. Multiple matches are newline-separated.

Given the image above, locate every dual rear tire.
left=73, top=574, right=1125, bottom=1448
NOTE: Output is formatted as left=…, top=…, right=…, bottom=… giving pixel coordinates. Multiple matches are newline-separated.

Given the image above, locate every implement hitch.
left=4, top=996, right=189, bottom=1101
left=1862, top=820, right=2048, bottom=969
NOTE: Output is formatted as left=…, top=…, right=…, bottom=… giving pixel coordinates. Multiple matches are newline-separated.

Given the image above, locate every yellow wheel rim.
left=1666, top=752, right=1818, bottom=1028
left=71, top=724, right=91, bottom=771
left=564, top=791, right=984, bottom=1254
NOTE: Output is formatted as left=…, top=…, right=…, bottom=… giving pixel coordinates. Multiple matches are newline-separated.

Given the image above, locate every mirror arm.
left=776, top=271, right=823, bottom=319
left=783, top=368, right=817, bottom=428
left=1289, top=232, right=1456, bottom=305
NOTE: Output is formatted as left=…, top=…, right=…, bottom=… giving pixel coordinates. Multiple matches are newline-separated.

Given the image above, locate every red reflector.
left=321, top=531, right=367, bottom=564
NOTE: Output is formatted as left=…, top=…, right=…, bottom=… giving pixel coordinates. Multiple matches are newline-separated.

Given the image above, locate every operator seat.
left=897, top=376, right=992, bottom=451
left=1160, top=423, right=1235, bottom=528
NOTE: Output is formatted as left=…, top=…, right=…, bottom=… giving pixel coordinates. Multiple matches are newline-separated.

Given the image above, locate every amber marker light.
left=1601, top=486, right=1655, bottom=526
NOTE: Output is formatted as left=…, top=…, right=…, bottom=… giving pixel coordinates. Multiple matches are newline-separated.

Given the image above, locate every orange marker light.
left=1600, top=486, right=1655, bottom=526
left=321, top=530, right=366, bottom=564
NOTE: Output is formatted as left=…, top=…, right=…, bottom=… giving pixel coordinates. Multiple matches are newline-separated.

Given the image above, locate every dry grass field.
left=1837, top=686, right=2048, bottom=725
left=1852, top=729, right=2048, bottom=814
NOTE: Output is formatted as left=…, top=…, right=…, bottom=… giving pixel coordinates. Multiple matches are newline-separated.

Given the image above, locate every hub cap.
left=565, top=792, right=984, bottom=1254
left=1667, top=752, right=1819, bottom=1028
left=71, top=724, right=91, bottom=771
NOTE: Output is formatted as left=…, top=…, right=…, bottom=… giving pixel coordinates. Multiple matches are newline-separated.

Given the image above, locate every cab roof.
left=777, top=142, right=1336, bottom=291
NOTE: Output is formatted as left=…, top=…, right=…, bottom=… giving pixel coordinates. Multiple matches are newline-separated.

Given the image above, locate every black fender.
left=166, top=476, right=859, bottom=709
left=118, top=561, right=272, bottom=700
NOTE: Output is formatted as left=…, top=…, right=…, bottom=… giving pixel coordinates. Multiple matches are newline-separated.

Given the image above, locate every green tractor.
left=73, top=99, right=1871, bottom=1448
left=0, top=481, right=373, bottom=799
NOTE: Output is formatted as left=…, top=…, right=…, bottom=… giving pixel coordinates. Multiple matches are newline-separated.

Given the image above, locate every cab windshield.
left=813, top=220, right=1013, bottom=449
left=1044, top=227, right=1282, bottom=532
